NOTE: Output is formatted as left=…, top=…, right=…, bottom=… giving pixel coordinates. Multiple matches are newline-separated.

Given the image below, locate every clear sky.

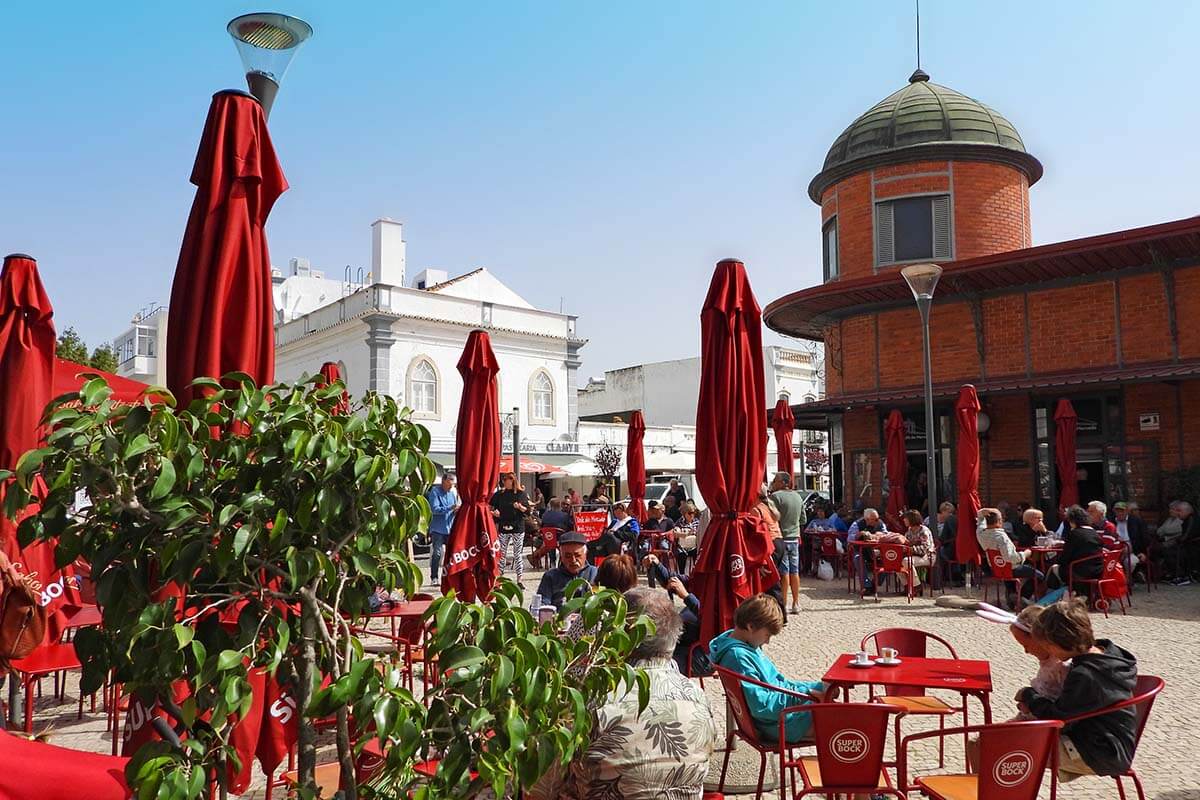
left=2, top=1, right=1198, bottom=378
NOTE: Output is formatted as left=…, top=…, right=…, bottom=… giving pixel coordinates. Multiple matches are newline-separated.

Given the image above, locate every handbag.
left=1, top=580, right=47, bottom=664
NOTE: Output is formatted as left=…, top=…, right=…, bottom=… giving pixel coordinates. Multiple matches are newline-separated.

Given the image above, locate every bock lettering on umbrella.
left=728, top=553, right=746, bottom=580
left=450, top=534, right=501, bottom=566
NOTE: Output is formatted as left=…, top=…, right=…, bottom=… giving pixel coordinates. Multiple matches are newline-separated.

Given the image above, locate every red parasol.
left=52, top=358, right=150, bottom=404
left=954, top=386, right=983, bottom=564
left=626, top=410, right=647, bottom=524
left=771, top=398, right=795, bottom=479
left=0, top=730, right=129, bottom=799
left=1054, top=398, right=1079, bottom=510
left=442, top=330, right=502, bottom=601
left=166, top=90, right=287, bottom=407
left=690, top=260, right=779, bottom=647
left=0, top=254, right=80, bottom=639
left=884, top=409, right=908, bottom=523
left=317, top=361, right=350, bottom=414
left=497, top=456, right=553, bottom=475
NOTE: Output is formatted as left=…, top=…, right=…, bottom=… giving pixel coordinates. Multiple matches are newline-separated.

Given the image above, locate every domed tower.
left=810, top=70, right=1041, bottom=283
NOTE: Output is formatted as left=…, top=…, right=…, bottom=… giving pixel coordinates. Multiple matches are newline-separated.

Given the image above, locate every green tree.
left=56, top=325, right=89, bottom=363
left=89, top=344, right=118, bottom=373
left=4, top=375, right=648, bottom=799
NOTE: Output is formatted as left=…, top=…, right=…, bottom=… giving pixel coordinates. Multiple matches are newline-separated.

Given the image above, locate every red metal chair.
left=814, top=533, right=852, bottom=591
left=900, top=719, right=1063, bottom=799
left=1060, top=674, right=1163, bottom=800
left=1068, top=549, right=1128, bottom=617
left=867, top=542, right=913, bottom=602
left=685, top=641, right=710, bottom=687
left=8, top=643, right=84, bottom=733
left=712, top=664, right=817, bottom=800
left=786, top=702, right=903, bottom=800
left=530, top=526, right=562, bottom=569
left=860, top=628, right=969, bottom=776
left=982, top=549, right=1026, bottom=611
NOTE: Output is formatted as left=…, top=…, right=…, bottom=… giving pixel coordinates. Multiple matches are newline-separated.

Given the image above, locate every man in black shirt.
left=663, top=494, right=683, bottom=523
left=536, top=531, right=597, bottom=608
left=667, top=479, right=687, bottom=510
left=490, top=473, right=530, bottom=584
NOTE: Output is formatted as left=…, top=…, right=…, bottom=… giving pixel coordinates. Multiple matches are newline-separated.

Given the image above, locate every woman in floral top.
left=901, top=509, right=936, bottom=591
left=531, top=587, right=716, bottom=800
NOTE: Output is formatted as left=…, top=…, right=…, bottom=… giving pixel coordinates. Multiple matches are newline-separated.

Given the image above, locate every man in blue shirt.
left=536, top=531, right=597, bottom=608
left=426, top=473, right=459, bottom=585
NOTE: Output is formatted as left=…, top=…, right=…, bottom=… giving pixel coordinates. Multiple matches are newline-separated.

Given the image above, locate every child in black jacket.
left=1018, top=598, right=1138, bottom=781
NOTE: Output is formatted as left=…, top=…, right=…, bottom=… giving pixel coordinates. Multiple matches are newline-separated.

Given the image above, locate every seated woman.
left=709, top=594, right=826, bottom=743
left=900, top=509, right=936, bottom=592
left=643, top=554, right=702, bottom=674
left=673, top=503, right=701, bottom=574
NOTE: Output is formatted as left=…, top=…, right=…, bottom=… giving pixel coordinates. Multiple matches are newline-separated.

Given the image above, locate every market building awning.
left=764, top=215, right=1200, bottom=341
left=644, top=451, right=695, bottom=472
left=432, top=452, right=595, bottom=476
left=795, top=359, right=1200, bottom=416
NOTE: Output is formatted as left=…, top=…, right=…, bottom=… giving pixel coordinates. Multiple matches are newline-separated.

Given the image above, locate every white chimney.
left=371, top=218, right=406, bottom=287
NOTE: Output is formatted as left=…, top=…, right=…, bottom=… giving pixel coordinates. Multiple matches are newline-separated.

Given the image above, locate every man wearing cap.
left=536, top=531, right=598, bottom=608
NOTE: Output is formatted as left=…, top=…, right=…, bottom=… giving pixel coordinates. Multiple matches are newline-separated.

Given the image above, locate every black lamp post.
left=901, top=262, right=943, bottom=522
left=227, top=12, right=313, bottom=118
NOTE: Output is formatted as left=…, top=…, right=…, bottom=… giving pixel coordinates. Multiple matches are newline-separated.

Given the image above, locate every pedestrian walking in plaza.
left=490, top=472, right=530, bottom=584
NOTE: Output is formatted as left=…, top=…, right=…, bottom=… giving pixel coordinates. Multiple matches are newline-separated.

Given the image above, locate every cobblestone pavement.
left=10, top=565, right=1199, bottom=799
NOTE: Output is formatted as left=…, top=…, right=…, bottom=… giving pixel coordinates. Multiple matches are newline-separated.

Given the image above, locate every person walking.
left=490, top=472, right=530, bottom=585
left=770, top=472, right=806, bottom=613
left=426, top=472, right=460, bottom=586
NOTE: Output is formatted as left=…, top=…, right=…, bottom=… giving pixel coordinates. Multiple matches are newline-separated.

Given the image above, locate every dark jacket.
left=535, top=563, right=597, bottom=608
left=539, top=508, right=573, bottom=531
left=1021, top=640, right=1137, bottom=776
left=489, top=489, right=529, bottom=529
left=587, top=531, right=624, bottom=561
left=1061, top=525, right=1105, bottom=582
left=1012, top=521, right=1038, bottom=548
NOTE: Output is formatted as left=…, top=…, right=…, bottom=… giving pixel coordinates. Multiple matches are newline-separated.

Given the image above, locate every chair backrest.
left=820, top=534, right=839, bottom=556
left=540, top=526, right=561, bottom=547
left=1124, top=675, right=1164, bottom=757
left=713, top=665, right=769, bottom=747
left=1102, top=548, right=1125, bottom=574
left=976, top=720, right=1061, bottom=800
left=861, top=628, right=957, bottom=697
left=397, top=593, right=436, bottom=643
left=874, top=542, right=907, bottom=575
left=986, top=549, right=1016, bottom=580
left=807, top=702, right=893, bottom=789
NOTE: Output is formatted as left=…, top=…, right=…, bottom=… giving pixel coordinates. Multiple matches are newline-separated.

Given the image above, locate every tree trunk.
left=335, top=706, right=357, bottom=800
left=297, top=598, right=320, bottom=793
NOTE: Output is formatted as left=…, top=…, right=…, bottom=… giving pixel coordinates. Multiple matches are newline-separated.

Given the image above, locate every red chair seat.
left=877, top=695, right=955, bottom=714
left=798, top=757, right=890, bottom=789
left=915, top=774, right=979, bottom=800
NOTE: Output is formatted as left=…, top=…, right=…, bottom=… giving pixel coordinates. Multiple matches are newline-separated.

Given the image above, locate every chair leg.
left=1114, top=776, right=1128, bottom=800
left=755, top=751, right=766, bottom=800
left=1130, top=769, right=1147, bottom=800
left=938, top=713, right=946, bottom=768
left=719, top=733, right=734, bottom=792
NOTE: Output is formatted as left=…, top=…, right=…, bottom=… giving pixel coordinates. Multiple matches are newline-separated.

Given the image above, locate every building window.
left=875, top=194, right=952, bottom=266
left=482, top=302, right=494, bottom=326
left=408, top=357, right=439, bottom=417
left=529, top=370, right=555, bottom=424
left=822, top=217, right=839, bottom=280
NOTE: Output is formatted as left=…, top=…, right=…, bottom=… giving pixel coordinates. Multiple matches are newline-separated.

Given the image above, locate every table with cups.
left=821, top=651, right=994, bottom=723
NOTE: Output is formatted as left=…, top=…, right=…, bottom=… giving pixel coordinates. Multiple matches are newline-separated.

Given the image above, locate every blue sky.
left=2, top=1, right=1198, bottom=377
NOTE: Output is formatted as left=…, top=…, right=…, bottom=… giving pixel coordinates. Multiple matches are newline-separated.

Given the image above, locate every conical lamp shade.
left=227, top=12, right=312, bottom=117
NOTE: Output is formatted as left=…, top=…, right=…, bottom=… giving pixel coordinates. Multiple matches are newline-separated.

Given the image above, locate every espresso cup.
left=856, top=650, right=870, bottom=663
left=881, top=647, right=897, bottom=661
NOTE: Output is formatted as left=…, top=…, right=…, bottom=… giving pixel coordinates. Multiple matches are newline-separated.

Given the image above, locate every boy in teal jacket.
left=710, top=594, right=827, bottom=743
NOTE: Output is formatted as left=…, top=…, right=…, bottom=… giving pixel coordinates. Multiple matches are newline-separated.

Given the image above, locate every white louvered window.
left=875, top=195, right=952, bottom=266
left=409, top=359, right=438, bottom=415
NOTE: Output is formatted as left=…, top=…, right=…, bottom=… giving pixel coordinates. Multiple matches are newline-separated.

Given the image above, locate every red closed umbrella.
left=626, top=410, right=647, bottom=524
left=884, top=409, right=908, bottom=524
left=771, top=398, right=795, bottom=479
left=317, top=361, right=350, bottom=414
left=0, top=254, right=80, bottom=639
left=0, top=730, right=129, bottom=800
left=1054, top=399, right=1079, bottom=510
left=690, top=260, right=778, bottom=647
left=954, top=386, right=983, bottom=564
left=442, top=330, right=502, bottom=601
left=166, top=90, right=287, bottom=406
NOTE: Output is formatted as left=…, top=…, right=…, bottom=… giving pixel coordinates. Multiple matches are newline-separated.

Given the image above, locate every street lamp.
left=901, top=262, right=943, bottom=523
left=227, top=12, right=313, bottom=118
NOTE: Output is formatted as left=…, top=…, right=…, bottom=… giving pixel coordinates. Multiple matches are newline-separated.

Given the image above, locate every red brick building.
left=764, top=70, right=1200, bottom=518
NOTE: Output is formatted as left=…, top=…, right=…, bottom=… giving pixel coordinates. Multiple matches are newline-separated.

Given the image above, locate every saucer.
left=847, top=658, right=876, bottom=668
left=875, top=657, right=902, bottom=666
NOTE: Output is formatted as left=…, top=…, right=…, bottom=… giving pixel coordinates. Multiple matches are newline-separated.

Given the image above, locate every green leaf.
left=217, top=649, right=243, bottom=671
left=172, top=624, right=194, bottom=650
left=149, top=459, right=176, bottom=501
left=233, top=525, right=253, bottom=558
left=123, top=433, right=155, bottom=460
left=441, top=645, right=486, bottom=672
left=373, top=695, right=399, bottom=739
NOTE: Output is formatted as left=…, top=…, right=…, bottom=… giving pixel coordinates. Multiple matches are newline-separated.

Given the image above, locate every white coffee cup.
left=881, top=647, right=897, bottom=661
left=856, top=650, right=870, bottom=664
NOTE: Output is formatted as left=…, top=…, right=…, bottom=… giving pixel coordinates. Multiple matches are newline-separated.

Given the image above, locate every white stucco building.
left=271, top=218, right=588, bottom=472
left=112, top=303, right=168, bottom=386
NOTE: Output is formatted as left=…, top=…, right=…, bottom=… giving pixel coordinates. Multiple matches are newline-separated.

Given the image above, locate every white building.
left=112, top=304, right=168, bottom=386
left=271, top=218, right=588, bottom=475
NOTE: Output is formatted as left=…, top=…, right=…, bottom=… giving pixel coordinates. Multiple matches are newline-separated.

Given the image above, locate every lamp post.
left=901, top=263, right=943, bottom=524
left=227, top=12, right=313, bottom=118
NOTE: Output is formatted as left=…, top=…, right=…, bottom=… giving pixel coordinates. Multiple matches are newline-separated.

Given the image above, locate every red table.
left=63, top=604, right=103, bottom=630
left=822, top=653, right=994, bottom=723
left=1028, top=545, right=1063, bottom=595
left=361, top=599, right=434, bottom=637
left=9, top=643, right=84, bottom=733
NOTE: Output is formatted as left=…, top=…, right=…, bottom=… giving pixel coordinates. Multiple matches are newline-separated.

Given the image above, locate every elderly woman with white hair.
left=530, top=587, right=717, bottom=800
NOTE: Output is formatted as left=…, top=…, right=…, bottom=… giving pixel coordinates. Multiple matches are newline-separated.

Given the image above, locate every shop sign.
left=575, top=510, right=609, bottom=541
left=991, top=459, right=1030, bottom=470
left=1138, top=413, right=1160, bottom=432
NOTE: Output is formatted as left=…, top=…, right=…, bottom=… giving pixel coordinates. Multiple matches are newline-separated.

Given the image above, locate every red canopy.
left=1054, top=398, right=1079, bottom=510
left=691, top=260, right=778, bottom=646
left=53, top=357, right=149, bottom=403
left=954, top=386, right=983, bottom=564
left=443, top=330, right=502, bottom=601
left=883, top=409, right=908, bottom=523
left=166, top=90, right=287, bottom=406
left=498, top=456, right=553, bottom=475
left=0, top=254, right=80, bottom=637
left=317, top=361, right=350, bottom=414
left=626, top=410, right=647, bottom=524
left=0, top=730, right=129, bottom=800
left=771, top=398, right=795, bottom=479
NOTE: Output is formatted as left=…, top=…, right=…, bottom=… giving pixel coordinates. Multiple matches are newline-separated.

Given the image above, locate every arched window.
left=408, top=357, right=439, bottom=417
left=529, top=370, right=555, bottom=424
